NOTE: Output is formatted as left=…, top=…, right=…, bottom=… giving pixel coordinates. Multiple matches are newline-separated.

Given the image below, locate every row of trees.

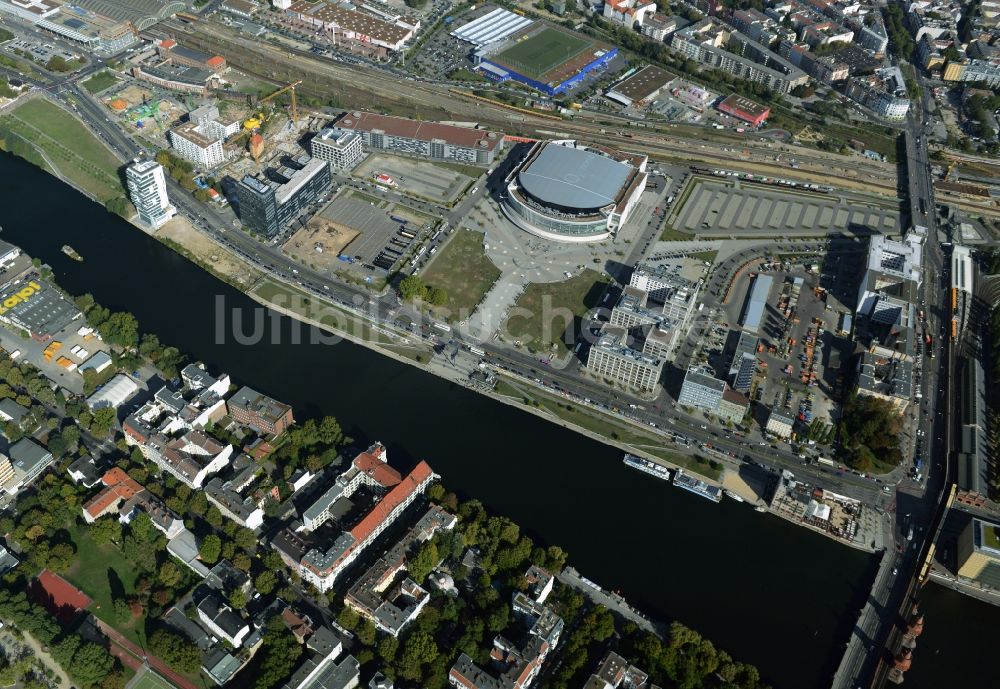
left=838, top=393, right=904, bottom=471
left=398, top=274, right=448, bottom=306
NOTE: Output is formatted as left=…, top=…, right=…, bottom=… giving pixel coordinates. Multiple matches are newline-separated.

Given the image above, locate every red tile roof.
left=83, top=467, right=143, bottom=520
left=353, top=448, right=402, bottom=488
left=206, top=56, right=226, bottom=70
left=160, top=39, right=177, bottom=49
left=349, top=461, right=432, bottom=545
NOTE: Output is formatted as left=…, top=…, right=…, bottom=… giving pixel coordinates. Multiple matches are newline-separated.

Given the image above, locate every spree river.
left=0, top=152, right=890, bottom=688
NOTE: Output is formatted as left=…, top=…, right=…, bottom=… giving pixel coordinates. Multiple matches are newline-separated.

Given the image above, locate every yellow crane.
left=945, top=160, right=959, bottom=181
left=258, top=80, right=303, bottom=125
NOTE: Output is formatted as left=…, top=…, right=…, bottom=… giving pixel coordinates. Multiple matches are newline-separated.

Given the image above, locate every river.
left=0, top=151, right=892, bottom=688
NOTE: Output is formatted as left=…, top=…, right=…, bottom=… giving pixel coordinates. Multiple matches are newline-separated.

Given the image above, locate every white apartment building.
left=125, top=160, right=176, bottom=230
left=169, top=121, right=225, bottom=168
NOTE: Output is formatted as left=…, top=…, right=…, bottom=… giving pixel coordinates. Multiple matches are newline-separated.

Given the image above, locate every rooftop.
left=608, top=64, right=672, bottom=103
left=518, top=142, right=633, bottom=211
left=334, top=111, right=503, bottom=151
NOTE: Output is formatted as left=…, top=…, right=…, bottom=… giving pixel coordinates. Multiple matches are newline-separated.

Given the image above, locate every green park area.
left=64, top=524, right=147, bottom=647
left=0, top=99, right=123, bottom=201
left=505, top=269, right=610, bottom=354
left=419, top=228, right=501, bottom=320
left=493, top=27, right=590, bottom=78
left=81, top=71, right=119, bottom=94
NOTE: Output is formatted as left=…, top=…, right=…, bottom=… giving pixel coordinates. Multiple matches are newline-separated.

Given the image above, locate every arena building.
left=501, top=140, right=647, bottom=242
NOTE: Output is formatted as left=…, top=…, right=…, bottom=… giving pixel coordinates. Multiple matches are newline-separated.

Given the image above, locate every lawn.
left=0, top=99, right=123, bottom=201
left=253, top=279, right=393, bottom=344
left=81, top=71, right=119, bottom=94
left=505, top=270, right=610, bottom=353
left=64, top=524, right=147, bottom=647
left=661, top=224, right=694, bottom=241
left=420, top=228, right=500, bottom=321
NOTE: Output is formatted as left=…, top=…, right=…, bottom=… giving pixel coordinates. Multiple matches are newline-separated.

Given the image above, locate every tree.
left=90, top=407, right=117, bottom=437
left=397, top=631, right=439, bottom=681
left=105, top=196, right=131, bottom=219
left=199, top=534, right=222, bottom=564
left=229, top=588, right=248, bottom=609
left=114, top=598, right=132, bottom=623
left=399, top=275, right=429, bottom=301
left=255, top=570, right=278, bottom=595
left=157, top=561, right=183, bottom=588
left=100, top=312, right=139, bottom=348
left=234, top=526, right=257, bottom=551
left=69, top=642, right=116, bottom=689
left=407, top=540, right=439, bottom=582
left=148, top=629, right=200, bottom=673
left=337, top=606, right=360, bottom=631
left=46, top=542, right=76, bottom=573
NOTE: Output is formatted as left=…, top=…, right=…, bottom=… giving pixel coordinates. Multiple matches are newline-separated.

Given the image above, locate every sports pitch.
left=129, top=669, right=178, bottom=689
left=493, top=28, right=591, bottom=78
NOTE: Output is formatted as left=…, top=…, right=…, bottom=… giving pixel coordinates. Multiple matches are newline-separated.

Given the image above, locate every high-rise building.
left=168, top=121, right=225, bottom=169
left=0, top=453, right=13, bottom=487
left=677, top=367, right=726, bottom=412
left=957, top=517, right=1000, bottom=587
left=125, top=160, right=176, bottom=230
left=235, top=159, right=332, bottom=237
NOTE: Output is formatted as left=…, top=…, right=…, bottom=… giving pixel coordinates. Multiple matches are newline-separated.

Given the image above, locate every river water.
left=0, top=151, right=927, bottom=689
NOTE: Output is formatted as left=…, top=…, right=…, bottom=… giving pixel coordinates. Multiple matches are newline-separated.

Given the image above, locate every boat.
left=61, top=245, right=83, bottom=262
left=673, top=470, right=723, bottom=503
left=724, top=489, right=745, bottom=503
left=623, top=453, right=672, bottom=482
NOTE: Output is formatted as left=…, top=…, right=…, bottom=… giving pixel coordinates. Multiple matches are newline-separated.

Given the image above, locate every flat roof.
left=518, top=143, right=632, bottom=211
left=287, top=0, right=411, bottom=46
left=608, top=65, right=672, bottom=103
left=719, top=93, right=769, bottom=118
left=450, top=7, right=533, bottom=47
left=740, top=273, right=773, bottom=332
left=335, top=111, right=503, bottom=151
left=0, top=276, right=81, bottom=337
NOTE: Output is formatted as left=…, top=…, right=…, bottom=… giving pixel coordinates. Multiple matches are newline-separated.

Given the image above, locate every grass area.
left=505, top=270, right=610, bottom=354
left=131, top=669, right=181, bottom=689
left=435, top=161, right=485, bottom=179
left=661, top=224, right=694, bottom=241
left=81, top=70, right=119, bottom=94
left=253, top=279, right=393, bottom=345
left=504, top=377, right=722, bottom=480
left=64, top=524, right=147, bottom=647
left=449, top=68, right=488, bottom=83
left=384, top=343, right=433, bottom=364
left=687, top=250, right=718, bottom=264
left=347, top=189, right=384, bottom=206
left=420, top=228, right=500, bottom=321
left=0, top=99, right=123, bottom=201
left=493, top=27, right=590, bottom=78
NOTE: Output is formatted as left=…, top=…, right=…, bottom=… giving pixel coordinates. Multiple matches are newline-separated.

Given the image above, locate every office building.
left=126, top=160, right=176, bottom=230
left=628, top=261, right=701, bottom=325
left=677, top=367, right=726, bottom=412
left=236, top=159, right=332, bottom=237
left=333, top=111, right=504, bottom=165
left=586, top=326, right=663, bottom=393
left=729, top=331, right=759, bottom=392
left=718, top=388, right=750, bottom=424
left=310, top=128, right=364, bottom=170
left=4, top=439, right=53, bottom=494
left=227, top=386, right=295, bottom=435
left=957, top=518, right=1000, bottom=587
left=856, top=233, right=924, bottom=321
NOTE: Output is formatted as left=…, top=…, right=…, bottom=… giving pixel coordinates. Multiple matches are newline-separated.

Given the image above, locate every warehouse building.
left=332, top=111, right=504, bottom=165
left=739, top=273, right=773, bottom=334
left=0, top=276, right=82, bottom=340
left=284, top=0, right=414, bottom=51
left=606, top=65, right=673, bottom=107
left=716, top=94, right=770, bottom=127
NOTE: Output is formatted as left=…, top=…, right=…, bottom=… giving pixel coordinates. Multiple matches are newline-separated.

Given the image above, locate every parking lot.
left=354, top=153, right=476, bottom=205
left=5, top=38, right=78, bottom=66
left=672, top=178, right=901, bottom=237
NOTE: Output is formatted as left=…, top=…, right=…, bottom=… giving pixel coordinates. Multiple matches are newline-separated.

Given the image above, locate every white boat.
left=623, top=454, right=672, bottom=482
left=673, top=470, right=723, bottom=503
left=725, top=490, right=745, bottom=503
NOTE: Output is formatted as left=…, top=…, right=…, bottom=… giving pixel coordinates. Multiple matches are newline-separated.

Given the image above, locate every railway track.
left=157, top=18, right=900, bottom=196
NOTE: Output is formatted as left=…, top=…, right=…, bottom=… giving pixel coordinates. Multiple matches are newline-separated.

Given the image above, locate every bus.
left=468, top=346, right=485, bottom=356
left=432, top=322, right=452, bottom=333
left=817, top=457, right=836, bottom=468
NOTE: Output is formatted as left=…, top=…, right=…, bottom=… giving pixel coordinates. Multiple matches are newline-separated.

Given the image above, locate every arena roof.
left=518, top=144, right=632, bottom=211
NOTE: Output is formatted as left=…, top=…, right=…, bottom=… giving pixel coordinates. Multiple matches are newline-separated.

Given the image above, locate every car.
left=700, top=424, right=708, bottom=430
left=892, top=567, right=898, bottom=576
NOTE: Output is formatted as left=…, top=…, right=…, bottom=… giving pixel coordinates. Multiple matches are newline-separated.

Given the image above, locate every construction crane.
left=258, top=81, right=303, bottom=125
left=945, top=160, right=959, bottom=181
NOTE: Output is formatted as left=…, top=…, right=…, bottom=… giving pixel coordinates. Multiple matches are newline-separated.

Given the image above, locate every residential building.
left=281, top=626, right=358, bottom=689
left=843, top=67, right=910, bottom=119
left=169, top=122, right=225, bottom=169
left=332, top=112, right=504, bottom=165
left=67, top=455, right=102, bottom=488
left=289, top=461, right=436, bottom=593
left=227, top=386, right=295, bottom=435
left=302, top=443, right=400, bottom=532
left=677, top=367, right=726, bottom=412
left=310, top=129, right=364, bottom=170
left=718, top=388, right=750, bottom=424
left=235, top=160, right=332, bottom=237
left=765, top=409, right=795, bottom=440
left=523, top=565, right=554, bottom=603
left=344, top=506, right=456, bottom=637
left=126, top=160, right=177, bottom=230
left=856, top=352, right=912, bottom=412
left=581, top=650, right=656, bottom=689
left=641, top=13, right=677, bottom=41
left=205, top=470, right=265, bottom=529
left=0, top=454, right=13, bottom=488
left=586, top=325, right=663, bottom=393
left=81, top=467, right=186, bottom=539
left=189, top=104, right=241, bottom=140
left=143, top=429, right=234, bottom=489
left=198, top=594, right=251, bottom=648
left=203, top=648, right=243, bottom=686
left=603, top=0, right=657, bottom=28
left=957, top=517, right=1000, bottom=586
left=0, top=398, right=28, bottom=425
left=0, top=543, right=18, bottom=575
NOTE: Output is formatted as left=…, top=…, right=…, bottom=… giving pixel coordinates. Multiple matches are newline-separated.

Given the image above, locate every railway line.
left=155, top=18, right=900, bottom=197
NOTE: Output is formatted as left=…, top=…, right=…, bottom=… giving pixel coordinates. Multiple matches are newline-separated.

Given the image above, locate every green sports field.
left=130, top=670, right=178, bottom=689
left=493, top=28, right=591, bottom=79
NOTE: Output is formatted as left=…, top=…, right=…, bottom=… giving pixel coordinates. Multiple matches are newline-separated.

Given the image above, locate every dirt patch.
left=157, top=217, right=262, bottom=287
left=283, top=216, right=360, bottom=271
